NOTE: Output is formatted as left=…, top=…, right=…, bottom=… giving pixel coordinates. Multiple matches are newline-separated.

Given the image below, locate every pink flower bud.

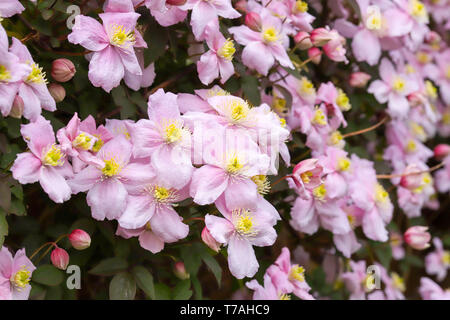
left=235, top=0, right=247, bottom=12
left=69, top=229, right=91, bottom=250
left=174, top=262, right=190, bottom=280
left=404, top=226, right=431, bottom=250
left=51, top=58, right=76, bottom=82
left=294, top=31, right=312, bottom=50
left=399, top=164, right=425, bottom=190
left=425, top=31, right=441, bottom=45
left=434, top=144, right=450, bottom=160
left=245, top=12, right=262, bottom=32
left=48, top=83, right=66, bottom=103
left=308, top=47, right=322, bottom=64
left=349, top=72, right=371, bottom=88
left=201, top=226, right=221, bottom=252
left=51, top=247, right=70, bottom=270
left=310, top=28, right=337, bottom=47
left=166, top=0, right=187, bottom=5
left=9, top=96, right=24, bottom=119
left=407, top=91, right=425, bottom=107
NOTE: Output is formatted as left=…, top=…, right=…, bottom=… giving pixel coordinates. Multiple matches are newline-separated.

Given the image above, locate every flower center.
left=300, top=171, right=313, bottom=184
left=299, top=77, right=316, bottom=96
left=26, top=63, right=47, bottom=84
left=0, top=65, right=11, bottom=82
left=312, top=109, right=327, bottom=126
left=279, top=293, right=291, bottom=300
left=375, top=184, right=389, bottom=203
left=336, top=89, right=351, bottom=111
left=416, top=51, right=430, bottom=64
left=329, top=131, right=343, bottom=146
left=391, top=272, right=406, bottom=292
left=102, top=158, right=121, bottom=177
left=289, top=265, right=305, bottom=282
left=405, top=139, right=417, bottom=153
left=11, top=266, right=31, bottom=289
left=229, top=100, right=250, bottom=122
left=217, top=39, right=236, bottom=61
left=365, top=6, right=383, bottom=30
left=164, top=123, right=182, bottom=144
left=251, top=175, right=271, bottom=195
left=337, top=157, right=351, bottom=171
left=233, top=209, right=257, bottom=237
left=110, top=24, right=136, bottom=48
left=73, top=133, right=95, bottom=150
left=92, top=137, right=104, bottom=153
left=226, top=155, right=244, bottom=175
left=154, top=186, right=170, bottom=202
left=313, top=184, right=326, bottom=200
left=410, top=0, right=428, bottom=19
left=425, top=81, right=438, bottom=99
left=262, top=27, right=279, bottom=43
left=43, top=145, right=64, bottom=166
left=442, top=251, right=450, bottom=266
left=392, top=77, right=406, bottom=93
left=294, top=1, right=308, bottom=13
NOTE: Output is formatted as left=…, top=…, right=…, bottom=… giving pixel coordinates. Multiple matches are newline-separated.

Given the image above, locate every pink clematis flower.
left=68, top=135, right=154, bottom=221
left=7, top=38, right=56, bottom=121
left=0, top=0, right=25, bottom=17
left=246, top=274, right=289, bottom=300
left=316, top=82, right=350, bottom=130
left=197, top=21, right=235, bottom=85
left=139, top=0, right=188, bottom=27
left=11, top=117, right=73, bottom=203
left=68, top=10, right=144, bottom=92
left=419, top=277, right=450, bottom=300
left=266, top=247, right=314, bottom=300
left=0, top=247, right=35, bottom=300
left=229, top=9, right=293, bottom=76
left=290, top=158, right=323, bottom=199
left=181, top=0, right=240, bottom=40
left=205, top=197, right=277, bottom=279
left=425, top=238, right=450, bottom=281
left=127, top=89, right=193, bottom=189
left=368, top=58, right=418, bottom=118
left=116, top=225, right=166, bottom=254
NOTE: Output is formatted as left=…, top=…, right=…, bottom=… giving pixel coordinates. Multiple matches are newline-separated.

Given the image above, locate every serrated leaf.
left=32, top=264, right=64, bottom=286
left=109, top=273, right=136, bottom=300
left=88, top=257, right=128, bottom=276
left=132, top=266, right=155, bottom=300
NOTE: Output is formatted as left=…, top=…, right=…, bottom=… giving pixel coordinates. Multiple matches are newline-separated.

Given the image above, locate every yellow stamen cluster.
left=410, top=0, right=428, bottom=20
left=299, top=77, right=316, bottom=96
left=365, top=6, right=383, bottom=30
left=411, top=122, right=426, bottom=141
left=289, top=265, right=305, bottom=282
left=294, top=1, right=308, bottom=13
left=164, top=123, right=182, bottom=144
left=43, top=145, right=64, bottom=167
left=251, top=175, right=271, bottom=195
left=425, top=80, right=438, bottom=99
left=375, top=184, right=389, bottom=203
left=217, top=39, right=236, bottom=61
left=405, top=139, right=417, bottom=153
left=145, top=222, right=152, bottom=231
left=328, top=131, right=343, bottom=146
left=272, top=96, right=287, bottom=115
left=336, top=89, right=351, bottom=111
left=405, top=64, right=416, bottom=74
left=312, top=108, right=327, bottom=126
left=110, top=24, right=135, bottom=47
left=313, top=184, right=327, bottom=200
left=26, top=63, right=47, bottom=84
left=442, top=251, right=450, bottom=266
left=226, top=155, right=244, bottom=175
left=0, top=65, right=11, bottom=81
left=262, top=27, right=279, bottom=43
left=392, top=77, right=406, bottom=93
left=233, top=209, right=257, bottom=237
left=279, top=293, right=292, bottom=300
left=73, top=133, right=93, bottom=150
left=102, top=158, right=121, bottom=177
left=337, top=157, right=351, bottom=171
left=12, top=266, right=31, bottom=289
left=416, top=51, right=430, bottom=64
left=207, top=87, right=230, bottom=97
left=153, top=186, right=170, bottom=202
left=347, top=214, right=356, bottom=229
left=300, top=171, right=313, bottom=184
left=229, top=100, right=250, bottom=122
left=391, top=272, right=406, bottom=292
left=92, top=137, right=104, bottom=153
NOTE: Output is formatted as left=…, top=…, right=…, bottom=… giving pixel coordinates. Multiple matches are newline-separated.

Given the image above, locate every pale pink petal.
left=204, top=214, right=234, bottom=244
left=118, top=195, right=154, bottom=229
left=11, top=152, right=42, bottom=184
left=88, top=47, right=124, bottom=93
left=150, top=206, right=189, bottom=243
left=352, top=29, right=381, bottom=66
left=139, top=231, right=164, bottom=253
left=39, top=166, right=71, bottom=203
left=190, top=165, right=229, bottom=205
left=242, top=41, right=275, bottom=76
left=228, top=236, right=258, bottom=279
left=87, top=179, right=127, bottom=220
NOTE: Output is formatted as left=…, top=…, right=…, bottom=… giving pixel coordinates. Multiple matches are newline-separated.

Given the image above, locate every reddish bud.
left=51, top=247, right=70, bottom=270
left=294, top=31, right=312, bottom=50
left=349, top=72, right=371, bottom=88
left=308, top=47, right=322, bottom=64
left=404, top=226, right=431, bottom=250
left=51, top=58, right=76, bottom=82
left=310, top=28, right=337, bottom=47
left=201, top=226, right=221, bottom=252
left=166, top=0, right=187, bottom=5
left=174, top=262, right=190, bottom=280
left=245, top=12, right=262, bottom=32
left=9, top=96, right=24, bottom=119
left=48, top=83, right=66, bottom=103
left=68, top=229, right=91, bottom=250
left=434, top=144, right=450, bottom=160
left=235, top=0, right=248, bottom=12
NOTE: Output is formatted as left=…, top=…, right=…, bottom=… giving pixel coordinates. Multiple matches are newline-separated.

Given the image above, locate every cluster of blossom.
left=1, top=0, right=450, bottom=300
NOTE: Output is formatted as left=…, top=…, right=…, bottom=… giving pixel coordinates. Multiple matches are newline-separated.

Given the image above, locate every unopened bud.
left=201, top=226, right=221, bottom=252
left=349, top=72, right=371, bottom=88
left=68, top=229, right=91, bottom=250
left=294, top=31, right=312, bottom=50
left=434, top=144, right=450, bottom=160
left=404, top=226, right=431, bottom=250
left=308, top=47, right=322, bottom=64
left=245, top=12, right=262, bottom=32
left=174, top=262, right=190, bottom=280
left=51, top=58, right=76, bottom=82
left=49, top=83, right=66, bottom=103
left=310, top=28, right=337, bottom=47
left=51, top=247, right=70, bottom=270
left=166, top=0, right=187, bottom=5
left=9, top=96, right=24, bottom=119
left=235, top=0, right=247, bottom=12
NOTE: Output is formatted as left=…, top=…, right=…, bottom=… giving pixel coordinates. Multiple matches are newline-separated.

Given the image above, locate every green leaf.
left=109, top=273, right=136, bottom=300
left=144, top=22, right=168, bottom=64
left=32, top=264, right=64, bottom=286
left=132, top=266, right=155, bottom=300
left=0, top=211, right=8, bottom=247
left=180, top=245, right=202, bottom=276
left=241, top=76, right=261, bottom=106
left=375, top=245, right=392, bottom=269
left=0, top=179, right=11, bottom=211
left=201, top=254, right=222, bottom=288
left=89, top=257, right=128, bottom=276
left=173, top=279, right=192, bottom=300
left=154, top=283, right=171, bottom=300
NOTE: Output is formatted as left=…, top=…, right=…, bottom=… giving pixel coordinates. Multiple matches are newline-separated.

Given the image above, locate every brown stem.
left=342, top=116, right=388, bottom=139
left=376, top=162, right=444, bottom=180
left=271, top=175, right=291, bottom=189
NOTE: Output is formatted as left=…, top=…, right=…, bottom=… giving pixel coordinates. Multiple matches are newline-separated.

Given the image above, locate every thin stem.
left=342, top=116, right=388, bottom=139
left=296, top=51, right=322, bottom=69
left=376, top=162, right=444, bottom=180
left=134, top=0, right=145, bottom=9
left=29, top=242, right=53, bottom=260
left=271, top=175, right=291, bottom=189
